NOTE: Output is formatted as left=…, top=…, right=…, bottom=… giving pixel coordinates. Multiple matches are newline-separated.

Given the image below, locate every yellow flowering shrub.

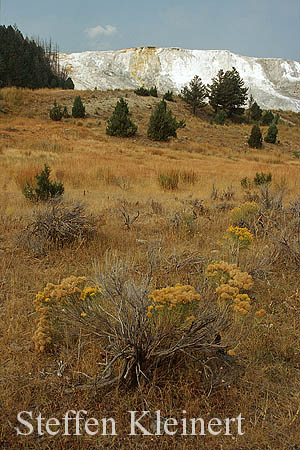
left=207, top=262, right=254, bottom=315
left=230, top=202, right=259, bottom=226
left=147, top=284, right=202, bottom=326
left=33, top=275, right=102, bottom=352
left=225, top=225, right=254, bottom=250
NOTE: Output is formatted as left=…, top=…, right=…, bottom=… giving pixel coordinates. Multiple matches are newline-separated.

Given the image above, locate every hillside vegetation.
left=0, top=87, right=300, bottom=449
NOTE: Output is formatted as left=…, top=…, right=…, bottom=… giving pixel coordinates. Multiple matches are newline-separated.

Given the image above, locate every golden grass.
left=0, top=88, right=299, bottom=448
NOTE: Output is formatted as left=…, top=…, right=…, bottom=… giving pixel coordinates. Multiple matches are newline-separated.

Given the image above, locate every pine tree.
left=180, top=75, right=208, bottom=114
left=106, top=98, right=137, bottom=137
left=22, top=164, right=64, bottom=202
left=147, top=100, right=185, bottom=141
left=248, top=124, right=263, bottom=148
left=208, top=67, right=248, bottom=117
left=264, top=123, right=278, bottom=144
left=261, top=110, right=274, bottom=126
left=72, top=96, right=85, bottom=118
left=49, top=100, right=63, bottom=121
left=250, top=101, right=262, bottom=122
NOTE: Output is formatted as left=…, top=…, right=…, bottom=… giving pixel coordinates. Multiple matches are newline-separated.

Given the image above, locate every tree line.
left=0, top=25, right=74, bottom=90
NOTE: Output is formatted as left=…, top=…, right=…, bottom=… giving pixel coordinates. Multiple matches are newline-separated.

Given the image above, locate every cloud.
left=85, top=25, right=117, bottom=39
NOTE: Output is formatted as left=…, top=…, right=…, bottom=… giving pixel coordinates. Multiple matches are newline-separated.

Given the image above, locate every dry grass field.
left=0, top=87, right=300, bottom=449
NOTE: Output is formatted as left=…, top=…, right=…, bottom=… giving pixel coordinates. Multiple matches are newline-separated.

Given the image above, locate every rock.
left=60, top=47, right=300, bottom=112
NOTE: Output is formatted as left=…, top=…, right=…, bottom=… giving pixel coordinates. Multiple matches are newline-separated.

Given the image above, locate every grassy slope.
left=0, top=87, right=300, bottom=449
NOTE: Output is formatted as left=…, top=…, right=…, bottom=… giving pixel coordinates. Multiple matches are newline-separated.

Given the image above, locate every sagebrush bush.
left=22, top=164, right=64, bottom=202
left=19, top=200, right=98, bottom=254
left=32, top=256, right=235, bottom=388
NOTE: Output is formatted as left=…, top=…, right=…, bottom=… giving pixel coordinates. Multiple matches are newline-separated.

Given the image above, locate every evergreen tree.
left=22, top=164, right=64, bottom=202
left=261, top=110, right=274, bottom=126
left=106, top=98, right=137, bottom=137
left=49, top=100, right=63, bottom=121
left=248, top=124, right=263, bottom=148
left=147, top=100, right=185, bottom=141
left=0, top=25, right=74, bottom=90
left=72, top=96, right=85, bottom=118
left=250, top=101, right=262, bottom=122
left=264, top=123, right=278, bottom=144
left=208, top=67, right=248, bottom=117
left=180, top=75, right=208, bottom=114
left=64, top=77, right=74, bottom=90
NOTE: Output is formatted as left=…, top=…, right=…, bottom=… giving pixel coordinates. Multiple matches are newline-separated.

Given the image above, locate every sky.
left=1, top=0, right=300, bottom=60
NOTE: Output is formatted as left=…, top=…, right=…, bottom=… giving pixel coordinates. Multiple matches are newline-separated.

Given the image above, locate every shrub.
left=72, top=95, right=85, bottom=118
left=261, top=110, right=274, bottom=126
left=49, top=100, right=63, bottom=121
left=62, top=106, right=70, bottom=118
left=163, top=90, right=175, bottom=102
left=33, top=256, right=233, bottom=389
left=254, top=172, right=272, bottom=186
left=147, top=99, right=185, bottom=141
left=264, top=123, right=278, bottom=144
left=149, top=86, right=158, bottom=97
left=134, top=86, right=150, bottom=96
left=22, top=164, right=64, bottom=202
left=106, top=97, right=137, bottom=137
left=240, top=177, right=252, bottom=190
left=212, top=110, right=227, bottom=125
left=20, top=201, right=98, bottom=255
left=248, top=124, right=263, bottom=148
left=230, top=202, right=259, bottom=228
left=225, top=225, right=254, bottom=250
left=158, top=170, right=179, bottom=190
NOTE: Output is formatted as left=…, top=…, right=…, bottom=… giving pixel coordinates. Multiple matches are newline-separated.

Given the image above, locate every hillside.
left=60, top=46, right=300, bottom=111
left=0, top=87, right=300, bottom=449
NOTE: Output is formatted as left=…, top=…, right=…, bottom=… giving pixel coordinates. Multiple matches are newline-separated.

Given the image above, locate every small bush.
left=49, top=100, right=63, bottom=121
left=212, top=110, right=227, bottom=125
left=20, top=201, right=98, bottom=255
left=163, top=90, right=175, bottom=102
left=72, top=96, right=85, bottom=118
left=241, top=177, right=252, bottom=190
left=230, top=202, right=259, bottom=228
left=248, top=124, right=263, bottom=148
left=264, top=123, right=278, bottom=144
left=147, top=100, right=185, bottom=141
left=158, top=170, right=179, bottom=190
left=62, top=106, right=70, bottom=118
left=22, top=164, right=64, bottom=202
left=149, top=86, right=158, bottom=97
left=106, top=97, right=137, bottom=137
left=134, top=86, right=158, bottom=97
left=134, top=86, right=150, bottom=96
left=254, top=172, right=272, bottom=186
